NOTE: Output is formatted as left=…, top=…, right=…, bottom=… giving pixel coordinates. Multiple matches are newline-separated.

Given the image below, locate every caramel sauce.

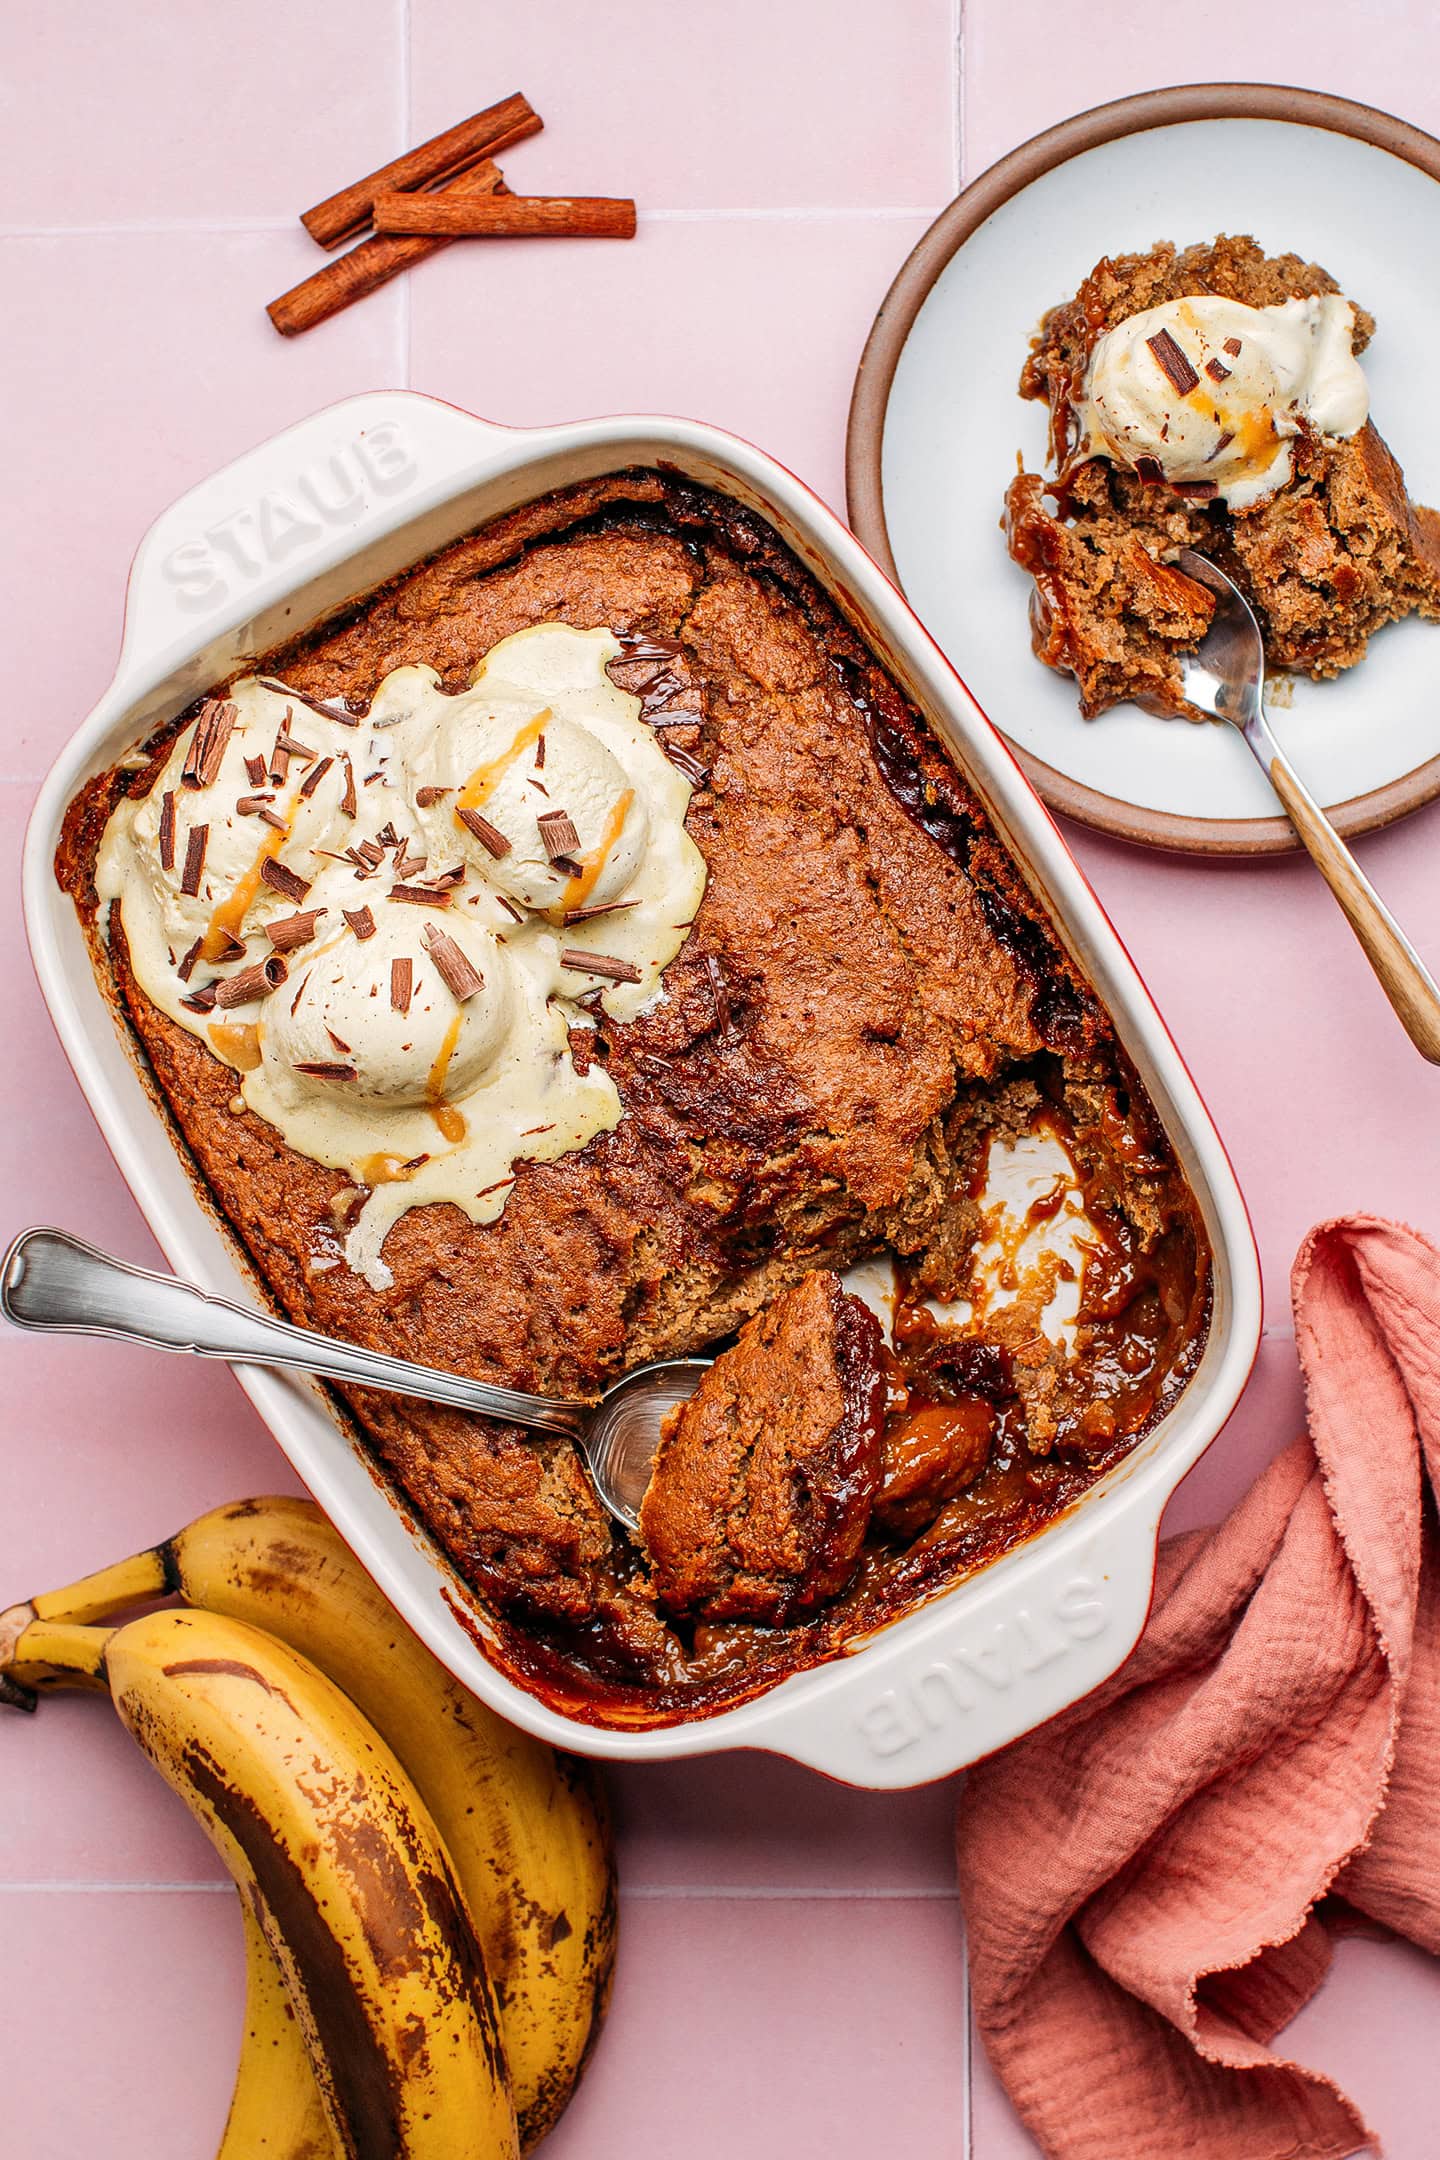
left=426, top=1009, right=467, bottom=1143
left=207, top=1021, right=261, bottom=1071
left=560, top=789, right=634, bottom=912
left=359, top=1151, right=418, bottom=1186
left=202, top=830, right=285, bottom=962
left=455, top=709, right=550, bottom=816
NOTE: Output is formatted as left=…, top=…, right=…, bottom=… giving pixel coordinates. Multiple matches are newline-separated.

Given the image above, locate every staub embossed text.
left=159, top=422, right=420, bottom=614
left=853, top=1574, right=1109, bottom=1757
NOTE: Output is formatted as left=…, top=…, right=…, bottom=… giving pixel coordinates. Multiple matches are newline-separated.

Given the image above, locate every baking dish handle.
left=117, top=392, right=522, bottom=682
left=744, top=1498, right=1163, bottom=1787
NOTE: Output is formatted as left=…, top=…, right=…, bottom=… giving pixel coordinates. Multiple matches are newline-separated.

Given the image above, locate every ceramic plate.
left=848, top=85, right=1440, bottom=854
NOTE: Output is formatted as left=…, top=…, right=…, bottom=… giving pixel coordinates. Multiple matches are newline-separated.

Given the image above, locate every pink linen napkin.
left=957, top=1215, right=1440, bottom=2160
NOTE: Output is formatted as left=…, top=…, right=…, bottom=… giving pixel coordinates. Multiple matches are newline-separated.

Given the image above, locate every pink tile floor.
left=4, top=5, right=1440, bottom=2154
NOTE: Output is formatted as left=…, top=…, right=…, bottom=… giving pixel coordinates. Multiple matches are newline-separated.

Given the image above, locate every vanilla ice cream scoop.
left=412, top=696, right=650, bottom=913
left=263, top=908, right=515, bottom=1113
left=1078, top=293, right=1369, bottom=511
left=116, top=679, right=359, bottom=965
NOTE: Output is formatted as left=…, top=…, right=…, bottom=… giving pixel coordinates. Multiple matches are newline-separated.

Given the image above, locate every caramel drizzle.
left=201, top=829, right=286, bottom=962
left=561, top=788, right=634, bottom=913
left=426, top=1009, right=467, bottom=1143
left=455, top=708, right=551, bottom=818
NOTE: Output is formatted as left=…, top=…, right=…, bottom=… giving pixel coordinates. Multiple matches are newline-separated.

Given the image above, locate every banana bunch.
left=0, top=1497, right=618, bottom=2159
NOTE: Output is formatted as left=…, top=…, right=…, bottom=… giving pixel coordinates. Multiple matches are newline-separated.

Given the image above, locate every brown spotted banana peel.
left=6, top=1607, right=518, bottom=2160
left=19, top=1495, right=617, bottom=2150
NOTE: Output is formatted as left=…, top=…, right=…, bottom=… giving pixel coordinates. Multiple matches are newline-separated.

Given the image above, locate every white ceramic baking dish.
left=23, top=390, right=1261, bottom=1787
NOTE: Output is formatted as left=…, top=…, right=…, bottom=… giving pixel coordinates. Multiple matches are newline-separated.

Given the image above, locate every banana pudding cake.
left=1007, top=234, right=1440, bottom=718
left=59, top=470, right=1210, bottom=1723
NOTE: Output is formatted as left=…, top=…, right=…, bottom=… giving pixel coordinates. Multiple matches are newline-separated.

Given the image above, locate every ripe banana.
left=221, top=1900, right=340, bottom=2160
left=7, top=1608, right=518, bottom=2160
left=19, top=1496, right=617, bottom=2150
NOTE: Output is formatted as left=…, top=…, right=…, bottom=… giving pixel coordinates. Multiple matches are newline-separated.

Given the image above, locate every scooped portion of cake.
left=1005, top=234, right=1440, bottom=717
left=640, top=1271, right=886, bottom=1624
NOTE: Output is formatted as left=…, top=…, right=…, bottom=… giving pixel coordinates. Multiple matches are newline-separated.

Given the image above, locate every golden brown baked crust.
left=59, top=469, right=1210, bottom=1723
left=1006, top=234, right=1440, bottom=718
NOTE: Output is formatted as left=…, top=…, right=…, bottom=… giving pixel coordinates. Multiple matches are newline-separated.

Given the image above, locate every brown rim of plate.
left=846, top=81, right=1440, bottom=857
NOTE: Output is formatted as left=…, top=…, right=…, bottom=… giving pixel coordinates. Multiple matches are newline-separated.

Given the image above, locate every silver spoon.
left=0, top=1226, right=708, bottom=1532
left=1175, top=548, right=1440, bottom=1064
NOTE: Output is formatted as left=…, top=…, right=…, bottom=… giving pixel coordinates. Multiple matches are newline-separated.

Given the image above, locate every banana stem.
left=30, top=1544, right=173, bottom=1626
left=3, top=1616, right=113, bottom=1694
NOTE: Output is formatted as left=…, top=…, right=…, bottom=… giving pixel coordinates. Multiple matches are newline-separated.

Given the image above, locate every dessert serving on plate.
left=58, top=467, right=1211, bottom=1726
left=1006, top=234, right=1440, bottom=718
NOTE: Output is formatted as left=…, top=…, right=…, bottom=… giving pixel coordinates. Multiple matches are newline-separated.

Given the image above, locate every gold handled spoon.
left=1176, top=549, right=1440, bottom=1063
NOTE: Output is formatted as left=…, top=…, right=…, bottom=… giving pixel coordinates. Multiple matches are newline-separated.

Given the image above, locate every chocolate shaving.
left=456, top=805, right=512, bottom=858
left=326, top=1027, right=353, bottom=1055
left=563, top=899, right=639, bottom=925
left=537, top=809, right=582, bottom=863
left=706, top=951, right=732, bottom=1034
left=158, top=791, right=176, bottom=872
left=422, top=921, right=485, bottom=1001
left=259, top=856, right=312, bottom=903
left=1172, top=479, right=1219, bottom=499
left=238, top=797, right=289, bottom=831
left=276, top=730, right=316, bottom=763
left=552, top=855, right=584, bottom=880
left=1205, top=357, right=1233, bottom=384
left=181, top=700, right=237, bottom=789
left=376, top=822, right=399, bottom=849
left=414, top=785, right=452, bottom=808
left=1146, top=327, right=1200, bottom=397
left=215, top=955, right=288, bottom=1008
left=1223, top=336, right=1242, bottom=357
left=1213, top=430, right=1235, bottom=456
left=390, top=957, right=413, bottom=1014
left=391, top=883, right=451, bottom=907
left=339, top=753, right=358, bottom=819
left=292, top=1060, right=358, bottom=1081
left=299, top=754, right=334, bottom=800
left=354, top=838, right=387, bottom=868
left=180, top=981, right=220, bottom=1014
left=244, top=753, right=268, bottom=788
left=560, top=948, right=642, bottom=984
left=257, top=677, right=360, bottom=726
left=662, top=743, right=709, bottom=786
left=1133, top=455, right=1164, bottom=484
left=181, top=823, right=208, bottom=897
left=264, top=907, right=326, bottom=953
left=176, top=936, right=203, bottom=982
left=429, top=862, right=466, bottom=888
left=212, top=930, right=248, bottom=963
left=612, top=631, right=682, bottom=664
left=534, top=733, right=546, bottom=769
left=475, top=1178, right=516, bottom=1200
left=343, top=905, right=376, bottom=940
left=269, top=713, right=294, bottom=786
left=396, top=848, right=428, bottom=879
left=495, top=893, right=525, bottom=924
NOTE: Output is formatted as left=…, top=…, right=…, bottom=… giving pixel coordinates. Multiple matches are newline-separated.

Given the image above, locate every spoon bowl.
left=0, top=1226, right=709, bottom=1531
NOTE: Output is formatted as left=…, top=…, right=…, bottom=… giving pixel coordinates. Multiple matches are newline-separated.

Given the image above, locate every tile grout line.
left=0, top=207, right=942, bottom=242
left=953, top=0, right=965, bottom=199
left=397, top=0, right=412, bottom=392
left=0, top=1878, right=962, bottom=1899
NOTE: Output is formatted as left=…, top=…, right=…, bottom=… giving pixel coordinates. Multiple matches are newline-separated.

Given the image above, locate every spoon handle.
left=1251, top=719, right=1440, bottom=1064
left=0, top=1226, right=586, bottom=1435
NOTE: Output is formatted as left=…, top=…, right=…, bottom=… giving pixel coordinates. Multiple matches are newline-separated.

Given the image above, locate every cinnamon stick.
left=268, top=160, right=507, bottom=337
left=300, top=93, right=542, bottom=250
left=371, top=192, right=637, bottom=240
